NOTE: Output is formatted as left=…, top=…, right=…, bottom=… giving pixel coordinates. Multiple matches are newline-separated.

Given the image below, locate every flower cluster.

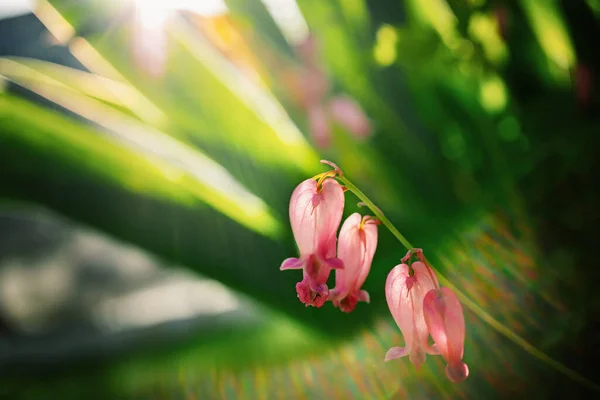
left=385, top=249, right=469, bottom=382
left=285, top=35, right=372, bottom=148
left=279, top=170, right=378, bottom=313
left=280, top=162, right=469, bottom=382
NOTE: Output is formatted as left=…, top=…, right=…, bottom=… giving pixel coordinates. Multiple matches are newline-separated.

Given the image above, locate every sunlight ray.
left=0, top=60, right=282, bottom=237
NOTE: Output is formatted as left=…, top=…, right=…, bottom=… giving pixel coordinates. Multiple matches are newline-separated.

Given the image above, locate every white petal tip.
left=384, top=347, right=409, bottom=362
left=358, top=290, right=370, bottom=303
left=280, top=258, right=304, bottom=270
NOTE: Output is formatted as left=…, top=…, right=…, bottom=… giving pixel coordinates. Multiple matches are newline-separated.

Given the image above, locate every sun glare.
left=135, top=0, right=170, bottom=29
left=134, top=0, right=227, bottom=24
left=131, top=0, right=228, bottom=77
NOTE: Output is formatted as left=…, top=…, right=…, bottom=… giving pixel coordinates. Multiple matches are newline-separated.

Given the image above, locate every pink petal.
left=333, top=213, right=363, bottom=298
left=314, top=178, right=344, bottom=253
left=296, top=277, right=328, bottom=308
left=308, top=105, right=331, bottom=148
left=304, top=256, right=342, bottom=303
left=423, top=287, right=469, bottom=382
left=409, top=348, right=426, bottom=370
left=410, top=262, right=439, bottom=354
left=304, top=255, right=330, bottom=288
left=385, top=264, right=415, bottom=353
left=358, top=290, right=370, bottom=303
left=288, top=177, right=343, bottom=258
left=385, top=262, right=439, bottom=369
left=320, top=257, right=344, bottom=270
left=337, top=292, right=359, bottom=313
left=280, top=257, right=304, bottom=270
left=332, top=213, right=378, bottom=301
left=290, top=179, right=317, bottom=255
left=296, top=278, right=312, bottom=305
left=328, top=95, right=372, bottom=139
left=289, top=179, right=319, bottom=255
left=323, top=230, right=338, bottom=260
left=446, top=362, right=469, bottom=383
left=384, top=346, right=410, bottom=361
left=356, top=219, right=378, bottom=288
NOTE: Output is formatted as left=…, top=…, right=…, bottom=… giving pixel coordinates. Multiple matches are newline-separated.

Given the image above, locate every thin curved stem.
left=338, top=176, right=413, bottom=250
left=337, top=174, right=600, bottom=394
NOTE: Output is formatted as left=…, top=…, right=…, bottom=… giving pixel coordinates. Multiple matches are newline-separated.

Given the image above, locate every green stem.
left=338, top=176, right=413, bottom=250
left=337, top=174, right=600, bottom=394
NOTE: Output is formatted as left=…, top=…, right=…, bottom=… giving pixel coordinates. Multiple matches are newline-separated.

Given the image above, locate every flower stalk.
left=317, top=160, right=600, bottom=393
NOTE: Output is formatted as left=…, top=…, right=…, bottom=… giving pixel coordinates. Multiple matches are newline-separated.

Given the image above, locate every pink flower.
left=328, top=96, right=372, bottom=139
left=385, top=249, right=469, bottom=382
left=329, top=213, right=378, bottom=313
left=423, top=287, right=469, bottom=382
left=280, top=176, right=345, bottom=307
left=384, top=261, right=440, bottom=369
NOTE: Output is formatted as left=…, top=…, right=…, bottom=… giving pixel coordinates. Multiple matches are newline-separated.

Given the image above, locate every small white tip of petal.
left=280, top=257, right=304, bottom=270
left=384, top=346, right=409, bottom=362
left=358, top=290, right=370, bottom=303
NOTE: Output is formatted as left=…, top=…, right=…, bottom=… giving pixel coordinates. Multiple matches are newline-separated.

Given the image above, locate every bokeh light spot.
left=468, top=12, right=508, bottom=65
left=521, top=0, right=575, bottom=80
left=479, top=75, right=507, bottom=113
left=373, top=24, right=398, bottom=66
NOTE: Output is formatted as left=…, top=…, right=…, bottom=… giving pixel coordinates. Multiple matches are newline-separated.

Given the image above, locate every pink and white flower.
left=280, top=176, right=345, bottom=307
left=385, top=249, right=469, bottom=382
left=329, top=213, right=378, bottom=312
left=384, top=261, right=440, bottom=369
left=423, top=287, right=469, bottom=382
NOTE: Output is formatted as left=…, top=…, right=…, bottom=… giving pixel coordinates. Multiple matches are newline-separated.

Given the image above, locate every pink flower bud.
left=328, top=95, right=372, bottom=139
left=280, top=177, right=345, bottom=307
left=329, top=213, right=378, bottom=312
left=423, top=287, right=469, bottom=382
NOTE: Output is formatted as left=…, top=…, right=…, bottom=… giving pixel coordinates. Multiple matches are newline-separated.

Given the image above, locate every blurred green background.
left=0, top=0, right=599, bottom=398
